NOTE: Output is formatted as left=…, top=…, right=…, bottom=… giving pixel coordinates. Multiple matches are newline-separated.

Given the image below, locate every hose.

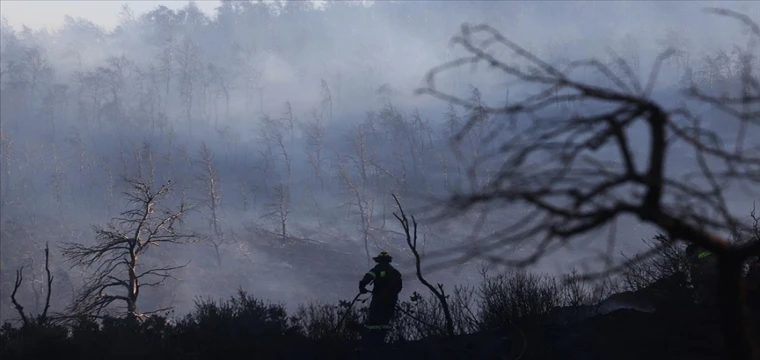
left=333, top=291, right=369, bottom=332
left=335, top=289, right=438, bottom=334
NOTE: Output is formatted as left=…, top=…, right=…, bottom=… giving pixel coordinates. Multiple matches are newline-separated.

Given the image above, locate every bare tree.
left=133, top=63, right=163, bottom=135
left=98, top=56, right=132, bottom=133
left=216, top=125, right=241, bottom=163
left=409, top=108, right=436, bottom=186
left=281, top=101, right=297, bottom=146
left=175, top=37, right=199, bottom=136
left=157, top=36, right=174, bottom=116
left=274, top=113, right=293, bottom=188
left=62, top=178, right=195, bottom=317
left=417, top=9, right=759, bottom=360
left=210, top=63, right=235, bottom=123
left=233, top=43, right=264, bottom=114
left=300, top=108, right=326, bottom=192
left=40, top=83, right=68, bottom=142
left=236, top=173, right=257, bottom=212
left=261, top=183, right=291, bottom=244
left=194, top=142, right=225, bottom=267
left=259, top=113, right=291, bottom=186
left=134, top=140, right=157, bottom=187
left=379, top=104, right=409, bottom=186
left=198, top=64, right=214, bottom=125
left=336, top=149, right=374, bottom=265
left=0, top=127, right=11, bottom=211
left=50, top=144, right=66, bottom=212
left=65, top=129, right=88, bottom=194
left=22, top=47, right=52, bottom=107
left=320, top=79, right=333, bottom=123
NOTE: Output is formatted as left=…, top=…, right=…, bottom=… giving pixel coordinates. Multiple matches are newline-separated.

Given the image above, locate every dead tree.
left=195, top=142, right=225, bottom=267
left=233, top=44, right=264, bottom=114
left=236, top=173, right=258, bottom=211
left=134, top=140, right=158, bottom=187
left=417, top=8, right=759, bottom=360
left=392, top=194, right=455, bottom=336
left=175, top=37, right=199, bottom=136
left=336, top=150, right=374, bottom=265
left=259, top=113, right=291, bottom=187
left=281, top=101, right=297, bottom=147
left=50, top=144, right=66, bottom=212
left=0, top=128, right=12, bottom=210
left=321, top=79, right=333, bottom=123
left=65, top=129, right=89, bottom=204
left=261, top=183, right=291, bottom=243
left=300, top=108, right=326, bottom=192
left=62, top=178, right=195, bottom=317
left=10, top=242, right=54, bottom=326
left=211, top=64, right=234, bottom=122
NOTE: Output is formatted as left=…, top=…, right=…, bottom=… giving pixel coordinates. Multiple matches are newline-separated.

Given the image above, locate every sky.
left=0, top=1, right=219, bottom=31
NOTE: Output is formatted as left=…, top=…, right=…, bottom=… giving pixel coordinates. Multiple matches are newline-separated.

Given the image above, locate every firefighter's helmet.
left=373, top=251, right=393, bottom=263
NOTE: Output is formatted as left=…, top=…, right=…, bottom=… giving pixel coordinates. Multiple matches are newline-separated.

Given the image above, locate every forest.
left=1, top=1, right=759, bottom=359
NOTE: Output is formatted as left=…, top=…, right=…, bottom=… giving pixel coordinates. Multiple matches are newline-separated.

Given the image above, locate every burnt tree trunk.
left=127, top=248, right=138, bottom=315
left=718, top=256, right=756, bottom=360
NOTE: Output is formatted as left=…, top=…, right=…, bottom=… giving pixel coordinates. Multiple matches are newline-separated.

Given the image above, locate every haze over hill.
left=0, top=0, right=758, bottom=321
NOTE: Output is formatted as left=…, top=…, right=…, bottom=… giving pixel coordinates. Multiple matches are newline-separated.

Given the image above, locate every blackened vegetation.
left=2, top=236, right=758, bottom=360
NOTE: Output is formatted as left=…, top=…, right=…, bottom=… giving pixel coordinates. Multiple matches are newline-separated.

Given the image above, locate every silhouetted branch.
left=393, top=193, right=455, bottom=336
left=9, top=242, right=55, bottom=326
left=417, top=9, right=759, bottom=360
left=11, top=266, right=29, bottom=326
left=41, top=242, right=53, bottom=323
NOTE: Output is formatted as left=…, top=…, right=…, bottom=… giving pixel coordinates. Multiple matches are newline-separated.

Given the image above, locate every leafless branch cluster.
left=62, top=177, right=196, bottom=317
left=10, top=242, right=54, bottom=326
left=422, top=22, right=758, bottom=266
left=416, top=8, right=759, bottom=360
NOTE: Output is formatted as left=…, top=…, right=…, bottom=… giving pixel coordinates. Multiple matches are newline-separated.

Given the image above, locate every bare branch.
left=704, top=8, right=760, bottom=39
left=392, top=194, right=455, bottom=336
left=11, top=266, right=29, bottom=326
left=40, top=242, right=53, bottom=323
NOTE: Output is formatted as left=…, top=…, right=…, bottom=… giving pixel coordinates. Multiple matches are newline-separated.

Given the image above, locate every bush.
left=1, top=320, right=73, bottom=360
left=66, top=314, right=175, bottom=359
left=619, top=235, right=690, bottom=292
left=172, top=288, right=301, bottom=355
left=293, top=299, right=365, bottom=342
left=477, top=270, right=563, bottom=330
left=559, top=270, right=614, bottom=308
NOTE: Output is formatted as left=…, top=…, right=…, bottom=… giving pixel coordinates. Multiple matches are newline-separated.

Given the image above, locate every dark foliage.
left=3, top=240, right=757, bottom=360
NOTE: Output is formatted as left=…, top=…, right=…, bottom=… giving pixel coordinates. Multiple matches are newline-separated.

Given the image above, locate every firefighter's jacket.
left=359, top=262, right=403, bottom=301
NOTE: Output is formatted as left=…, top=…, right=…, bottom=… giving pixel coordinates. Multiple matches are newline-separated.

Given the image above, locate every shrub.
left=293, top=299, right=364, bottom=342
left=1, top=319, right=74, bottom=360
left=477, top=270, right=563, bottom=330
